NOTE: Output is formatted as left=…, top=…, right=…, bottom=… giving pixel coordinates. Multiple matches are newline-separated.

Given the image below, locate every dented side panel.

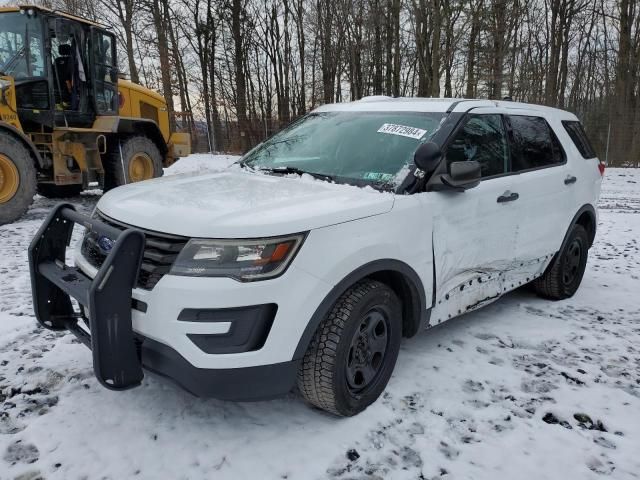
left=422, top=175, right=522, bottom=325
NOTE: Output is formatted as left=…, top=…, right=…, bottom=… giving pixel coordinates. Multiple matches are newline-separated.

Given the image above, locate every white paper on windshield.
left=377, top=123, right=427, bottom=140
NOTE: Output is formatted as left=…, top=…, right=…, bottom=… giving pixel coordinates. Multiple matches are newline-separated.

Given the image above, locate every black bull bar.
left=28, top=203, right=146, bottom=390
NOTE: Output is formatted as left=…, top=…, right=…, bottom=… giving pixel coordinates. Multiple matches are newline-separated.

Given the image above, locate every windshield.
left=0, top=12, right=45, bottom=78
left=242, top=111, right=445, bottom=187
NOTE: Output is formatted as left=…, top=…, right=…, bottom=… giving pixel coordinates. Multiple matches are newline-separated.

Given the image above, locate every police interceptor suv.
left=29, top=98, right=604, bottom=416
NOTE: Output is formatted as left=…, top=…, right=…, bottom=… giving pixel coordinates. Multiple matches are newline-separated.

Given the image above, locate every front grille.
left=80, top=212, right=188, bottom=290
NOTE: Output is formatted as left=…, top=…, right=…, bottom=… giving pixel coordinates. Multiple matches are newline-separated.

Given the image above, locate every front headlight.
left=169, top=234, right=306, bottom=281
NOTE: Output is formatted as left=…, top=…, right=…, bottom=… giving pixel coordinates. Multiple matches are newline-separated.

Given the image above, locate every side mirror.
left=413, top=142, right=442, bottom=176
left=441, top=161, right=481, bottom=190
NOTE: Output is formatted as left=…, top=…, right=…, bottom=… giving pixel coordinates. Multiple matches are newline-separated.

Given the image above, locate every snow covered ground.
left=1, top=156, right=639, bottom=480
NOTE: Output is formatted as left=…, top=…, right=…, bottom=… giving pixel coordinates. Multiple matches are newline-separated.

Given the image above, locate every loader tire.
left=37, top=183, right=82, bottom=198
left=104, top=135, right=163, bottom=192
left=0, top=132, right=36, bottom=225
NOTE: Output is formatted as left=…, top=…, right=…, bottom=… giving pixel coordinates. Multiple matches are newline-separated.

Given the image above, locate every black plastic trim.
left=141, top=337, right=299, bottom=400
left=179, top=304, right=278, bottom=354
left=132, top=299, right=148, bottom=313
left=561, top=204, right=597, bottom=250
left=292, top=259, right=429, bottom=359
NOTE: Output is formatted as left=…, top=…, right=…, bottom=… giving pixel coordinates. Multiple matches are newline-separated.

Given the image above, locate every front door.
left=423, top=112, right=520, bottom=325
left=50, top=17, right=91, bottom=126
left=90, top=28, right=117, bottom=115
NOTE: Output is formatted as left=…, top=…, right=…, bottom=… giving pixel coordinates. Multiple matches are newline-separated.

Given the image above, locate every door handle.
left=497, top=191, right=519, bottom=203
left=564, top=175, right=577, bottom=185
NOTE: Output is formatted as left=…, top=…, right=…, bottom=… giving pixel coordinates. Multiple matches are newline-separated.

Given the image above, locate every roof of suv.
left=315, top=97, right=578, bottom=120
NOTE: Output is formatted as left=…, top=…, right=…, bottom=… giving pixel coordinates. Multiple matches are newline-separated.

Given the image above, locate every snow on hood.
left=97, top=169, right=395, bottom=238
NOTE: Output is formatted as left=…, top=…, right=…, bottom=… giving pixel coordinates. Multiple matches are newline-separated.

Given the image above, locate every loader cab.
left=0, top=6, right=117, bottom=130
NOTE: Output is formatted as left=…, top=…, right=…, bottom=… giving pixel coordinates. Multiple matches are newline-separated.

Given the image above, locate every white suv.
left=29, top=98, right=604, bottom=416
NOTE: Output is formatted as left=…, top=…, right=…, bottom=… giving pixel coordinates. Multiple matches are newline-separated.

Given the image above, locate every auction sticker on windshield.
left=377, top=123, right=427, bottom=139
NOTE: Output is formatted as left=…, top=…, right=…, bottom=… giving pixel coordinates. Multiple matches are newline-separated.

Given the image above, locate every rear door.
left=426, top=111, right=520, bottom=324
left=506, top=114, right=573, bottom=284
left=90, top=27, right=117, bottom=115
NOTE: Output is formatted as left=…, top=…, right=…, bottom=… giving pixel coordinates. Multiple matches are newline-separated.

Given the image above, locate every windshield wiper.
left=1, top=46, right=25, bottom=75
left=259, top=166, right=335, bottom=183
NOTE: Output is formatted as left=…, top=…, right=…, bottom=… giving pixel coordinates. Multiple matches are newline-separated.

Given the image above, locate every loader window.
left=51, top=18, right=89, bottom=114
left=91, top=29, right=117, bottom=114
left=0, top=12, right=45, bottom=78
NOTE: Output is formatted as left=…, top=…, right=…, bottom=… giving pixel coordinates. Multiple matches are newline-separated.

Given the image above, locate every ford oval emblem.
left=97, top=235, right=114, bottom=252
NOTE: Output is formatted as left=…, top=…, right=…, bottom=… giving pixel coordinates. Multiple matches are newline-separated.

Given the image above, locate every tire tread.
left=297, top=279, right=388, bottom=416
left=533, top=224, right=588, bottom=300
left=0, top=132, right=37, bottom=225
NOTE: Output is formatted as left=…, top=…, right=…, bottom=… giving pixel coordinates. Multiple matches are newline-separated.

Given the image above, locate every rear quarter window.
left=562, top=120, right=597, bottom=159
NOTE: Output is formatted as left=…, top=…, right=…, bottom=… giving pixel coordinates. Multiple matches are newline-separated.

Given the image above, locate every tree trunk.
left=231, top=0, right=250, bottom=151
left=151, top=0, right=175, bottom=128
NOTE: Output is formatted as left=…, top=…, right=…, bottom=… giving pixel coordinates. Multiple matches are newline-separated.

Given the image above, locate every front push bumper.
left=29, top=203, right=146, bottom=390
left=28, top=204, right=299, bottom=399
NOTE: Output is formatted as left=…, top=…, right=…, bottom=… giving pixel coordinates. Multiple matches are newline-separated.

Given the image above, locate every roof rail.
left=446, top=99, right=484, bottom=113
left=446, top=98, right=505, bottom=113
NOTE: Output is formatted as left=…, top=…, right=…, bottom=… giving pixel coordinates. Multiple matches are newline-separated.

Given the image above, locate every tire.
left=0, top=132, right=36, bottom=225
left=37, top=183, right=82, bottom=198
left=103, top=135, right=163, bottom=192
left=533, top=224, right=589, bottom=300
left=297, top=279, right=402, bottom=416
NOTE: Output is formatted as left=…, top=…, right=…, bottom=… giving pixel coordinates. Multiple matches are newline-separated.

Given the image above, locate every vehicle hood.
left=98, top=169, right=395, bottom=238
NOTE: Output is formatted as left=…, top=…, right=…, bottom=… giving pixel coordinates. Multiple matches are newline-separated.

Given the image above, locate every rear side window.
left=562, top=120, right=596, bottom=159
left=508, top=115, right=564, bottom=172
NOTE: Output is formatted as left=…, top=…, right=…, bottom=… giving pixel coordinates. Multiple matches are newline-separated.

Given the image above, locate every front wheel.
left=103, top=135, right=163, bottom=192
left=0, top=132, right=36, bottom=225
left=297, top=279, right=402, bottom=416
left=533, top=224, right=589, bottom=300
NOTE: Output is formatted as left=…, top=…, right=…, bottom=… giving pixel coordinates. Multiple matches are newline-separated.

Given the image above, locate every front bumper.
left=142, top=336, right=298, bottom=400
left=28, top=204, right=307, bottom=399
left=74, top=232, right=330, bottom=372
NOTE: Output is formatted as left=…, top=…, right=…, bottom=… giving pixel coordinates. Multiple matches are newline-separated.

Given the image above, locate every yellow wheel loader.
left=0, top=5, right=190, bottom=225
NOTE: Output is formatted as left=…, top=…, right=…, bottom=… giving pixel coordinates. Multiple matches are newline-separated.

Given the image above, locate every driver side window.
left=446, top=114, right=508, bottom=178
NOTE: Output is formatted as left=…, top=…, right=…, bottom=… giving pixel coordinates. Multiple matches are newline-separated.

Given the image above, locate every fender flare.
left=114, top=118, right=168, bottom=155
left=292, top=259, right=428, bottom=360
left=560, top=204, right=597, bottom=252
left=0, top=122, right=45, bottom=168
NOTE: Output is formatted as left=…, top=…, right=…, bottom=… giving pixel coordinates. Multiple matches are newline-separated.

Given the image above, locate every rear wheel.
left=533, top=224, right=589, bottom=300
left=103, top=135, right=163, bottom=191
left=297, top=279, right=402, bottom=416
left=37, top=183, right=82, bottom=198
left=0, top=133, right=36, bottom=225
